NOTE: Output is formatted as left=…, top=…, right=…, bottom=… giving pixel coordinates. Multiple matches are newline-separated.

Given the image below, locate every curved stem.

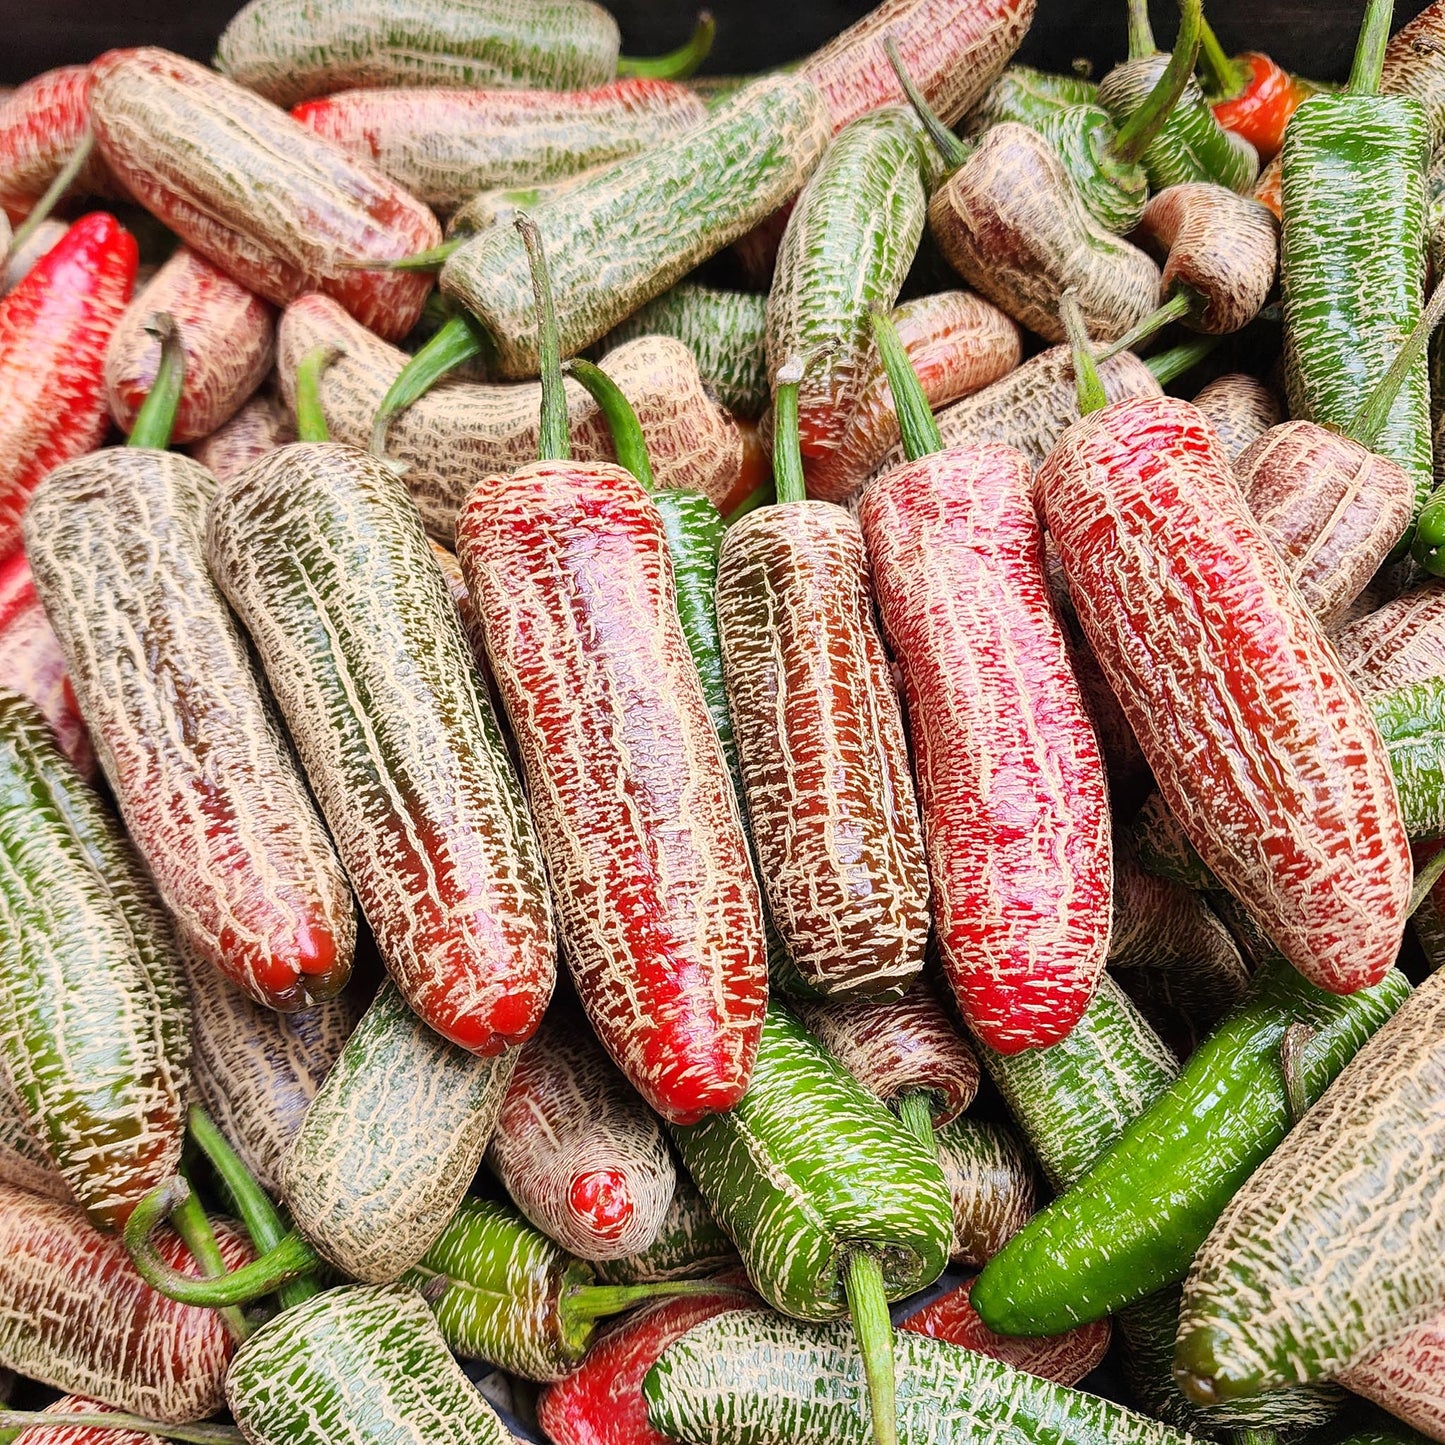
left=1144, top=330, right=1222, bottom=383
left=294, top=344, right=339, bottom=445
left=1111, top=0, right=1202, bottom=164
left=5, top=130, right=94, bottom=262
left=844, top=1249, right=897, bottom=1445
left=188, top=1106, right=320, bottom=1311
left=564, top=357, right=655, bottom=488
left=340, top=238, right=462, bottom=272
left=1278, top=1023, right=1317, bottom=1124
left=1349, top=274, right=1445, bottom=449
left=1409, top=839, right=1445, bottom=915
left=894, top=1091, right=936, bottom=1149
left=1061, top=294, right=1107, bottom=416
left=772, top=361, right=807, bottom=505
left=883, top=35, right=971, bottom=173
left=726, top=477, right=774, bottom=522
left=0, top=1413, right=244, bottom=1444
left=516, top=214, right=570, bottom=463
left=1097, top=291, right=1196, bottom=361
left=125, top=1177, right=324, bottom=1308
left=1348, top=0, right=1395, bottom=95
left=126, top=313, right=185, bottom=451
left=169, top=1170, right=251, bottom=1342
left=869, top=307, right=941, bottom=461
left=1197, top=16, right=1246, bottom=99
left=563, top=1278, right=749, bottom=1324
left=1127, top=0, right=1157, bottom=59
left=371, top=312, right=489, bottom=457
left=617, top=11, right=716, bottom=80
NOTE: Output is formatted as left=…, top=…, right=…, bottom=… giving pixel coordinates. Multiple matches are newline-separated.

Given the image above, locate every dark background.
left=0, top=0, right=1435, bottom=86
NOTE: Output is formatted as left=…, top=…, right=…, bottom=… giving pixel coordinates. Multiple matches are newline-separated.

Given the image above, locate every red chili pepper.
left=2, top=1394, right=159, bottom=1444
left=0, top=65, right=112, bottom=223
left=0, top=210, right=136, bottom=564
left=1210, top=53, right=1314, bottom=162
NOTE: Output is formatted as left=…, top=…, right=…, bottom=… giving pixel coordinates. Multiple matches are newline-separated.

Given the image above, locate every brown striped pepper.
left=1038, top=393, right=1411, bottom=995
left=188, top=390, right=296, bottom=482
left=104, top=247, right=276, bottom=444
left=935, top=1116, right=1035, bottom=1265
left=457, top=458, right=767, bottom=1122
left=1190, top=372, right=1281, bottom=461
left=25, top=450, right=357, bottom=1013
left=88, top=48, right=440, bottom=341
left=277, top=292, right=742, bottom=535
left=1334, top=583, right=1445, bottom=694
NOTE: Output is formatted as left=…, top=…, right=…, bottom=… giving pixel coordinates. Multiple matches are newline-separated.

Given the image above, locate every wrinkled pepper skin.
left=859, top=445, right=1112, bottom=1052
left=0, top=693, right=190, bottom=1233
left=88, top=47, right=440, bottom=341
left=1190, top=372, right=1280, bottom=461
left=1037, top=395, right=1411, bottom=996
left=593, top=1176, right=740, bottom=1285
left=188, top=390, right=295, bottom=483
left=25, top=450, right=357, bottom=1014
left=456, top=461, right=767, bottom=1124
left=0, top=1393, right=161, bottom=1444
left=1344, top=1304, right=1445, bottom=1442
left=934, top=1116, right=1034, bottom=1265
left=1336, top=583, right=1445, bottom=697
left=0, top=211, right=135, bottom=564
left=0, top=65, right=112, bottom=221
left=207, top=443, right=555, bottom=1054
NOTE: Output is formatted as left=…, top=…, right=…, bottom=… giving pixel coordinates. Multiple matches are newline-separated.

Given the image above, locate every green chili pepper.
left=963, top=65, right=1099, bottom=134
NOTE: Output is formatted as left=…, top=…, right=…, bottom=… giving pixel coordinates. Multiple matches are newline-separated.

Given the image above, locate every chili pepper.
left=858, top=307, right=1110, bottom=1049
left=27, top=321, right=357, bottom=1014
left=0, top=1183, right=248, bottom=1421
left=0, top=66, right=112, bottom=222
left=974, top=957, right=1409, bottom=1337
left=715, top=359, right=928, bottom=999
left=0, top=1071, right=71, bottom=1203
left=88, top=48, right=440, bottom=342
left=1175, top=968, right=1445, bottom=1403
left=104, top=248, right=276, bottom=445
left=455, top=226, right=766, bottom=1122
left=216, top=0, right=713, bottom=107
left=447, top=169, right=601, bottom=242
left=1198, top=19, right=1316, bottom=163
left=1039, top=300, right=1411, bottom=996
left=594, top=1173, right=741, bottom=1285
left=766, top=106, right=928, bottom=490
left=3, top=217, right=66, bottom=296
left=188, top=390, right=295, bottom=482
left=900, top=1278, right=1111, bottom=1387
left=0, top=690, right=189, bottom=1232
left=1190, top=372, right=1280, bottom=460
left=486, top=1009, right=678, bottom=1262
left=0, top=210, right=135, bottom=564
left=279, top=294, right=742, bottom=536
left=1381, top=0, right=1445, bottom=149
left=0, top=1394, right=203, bottom=1445
left=934, top=1116, right=1034, bottom=1265
left=963, top=64, right=1098, bottom=133
left=1335, top=583, right=1445, bottom=696
left=0, top=552, right=93, bottom=779
left=1097, top=0, right=1258, bottom=193
left=293, top=79, right=707, bottom=213
left=1281, top=0, right=1432, bottom=530
left=670, top=1001, right=953, bottom=1445
left=805, top=289, right=1022, bottom=505
left=1343, top=1306, right=1445, bottom=1441
left=1252, top=155, right=1282, bottom=218
left=537, top=1284, right=750, bottom=1445
left=440, top=75, right=831, bottom=376
left=406, top=1195, right=733, bottom=1379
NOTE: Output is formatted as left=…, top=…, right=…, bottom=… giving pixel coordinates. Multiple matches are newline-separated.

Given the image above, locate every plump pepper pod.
left=1336, top=583, right=1445, bottom=697
left=88, top=47, right=441, bottom=341
left=934, top=1116, right=1035, bottom=1265
left=26, top=320, right=357, bottom=1014
left=205, top=350, right=555, bottom=1052
left=455, top=221, right=766, bottom=1123
left=644, top=1309, right=1194, bottom=1445
left=716, top=363, right=929, bottom=999
left=1191, top=372, right=1280, bottom=460
left=593, top=1174, right=741, bottom=1285
left=1343, top=1304, right=1445, bottom=1441
left=765, top=105, right=928, bottom=487
left=0, top=210, right=135, bottom=563
left=964, top=64, right=1099, bottom=133
left=1281, top=0, right=1432, bottom=525
left=486, top=1009, right=678, bottom=1261
left=1175, top=967, right=1445, bottom=1402
left=441, top=74, right=831, bottom=375
left=670, top=1001, right=954, bottom=1445
left=1037, top=303, right=1411, bottom=996
left=0, top=1070, right=72, bottom=1203
left=0, top=690, right=189, bottom=1232
left=404, top=1195, right=736, bottom=1380
left=972, top=957, right=1411, bottom=1336
left=858, top=308, right=1111, bottom=1050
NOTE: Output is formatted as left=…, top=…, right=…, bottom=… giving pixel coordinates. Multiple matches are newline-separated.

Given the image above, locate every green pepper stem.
left=0, top=1412, right=244, bottom=1444
left=1197, top=17, right=1246, bottom=99
left=725, top=477, right=774, bottom=522
left=883, top=35, right=971, bottom=173
left=1097, top=291, right=1196, bottom=362
left=188, top=1106, right=321, bottom=1311
left=1111, top=0, right=1202, bottom=164
left=517, top=214, right=570, bottom=463
left=126, top=313, right=185, bottom=451
left=1277, top=1023, right=1317, bottom=1125
left=845, top=1249, right=898, bottom=1445
left=563, top=1278, right=750, bottom=1324
left=869, top=307, right=942, bottom=462
left=169, top=1170, right=252, bottom=1342
left=1409, top=840, right=1445, bottom=914
left=294, top=344, right=339, bottom=446
left=125, top=1177, right=324, bottom=1308
left=371, top=311, right=489, bottom=457
left=894, top=1091, right=936, bottom=1149
left=1127, top=0, right=1157, bottom=59
left=617, top=11, right=716, bottom=80
left=1061, top=294, right=1108, bottom=416
left=5, top=130, right=94, bottom=262
left=1144, top=331, right=1222, bottom=383
left=772, top=362, right=807, bottom=505
left=564, top=357, right=656, bottom=489
left=1348, top=0, right=1394, bottom=94
left=1348, top=275, right=1445, bottom=450
left=340, top=238, right=462, bottom=272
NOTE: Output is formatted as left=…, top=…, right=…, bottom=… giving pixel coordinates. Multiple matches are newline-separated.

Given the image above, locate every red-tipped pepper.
left=1198, top=20, right=1316, bottom=162
left=0, top=65, right=112, bottom=222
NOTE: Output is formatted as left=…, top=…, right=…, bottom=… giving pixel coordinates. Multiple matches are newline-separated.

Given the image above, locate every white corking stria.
left=934, top=1116, right=1034, bottom=1265
left=188, top=389, right=297, bottom=483
left=1190, top=373, right=1281, bottom=461
left=25, top=448, right=357, bottom=1015
left=206, top=441, right=555, bottom=1053
left=1333, top=583, right=1445, bottom=696
left=0, top=1063, right=71, bottom=1203
left=1344, top=1300, right=1445, bottom=1438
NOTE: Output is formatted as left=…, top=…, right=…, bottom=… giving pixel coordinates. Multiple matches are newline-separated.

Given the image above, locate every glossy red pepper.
left=1211, top=53, right=1314, bottom=162
left=0, top=210, right=136, bottom=564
